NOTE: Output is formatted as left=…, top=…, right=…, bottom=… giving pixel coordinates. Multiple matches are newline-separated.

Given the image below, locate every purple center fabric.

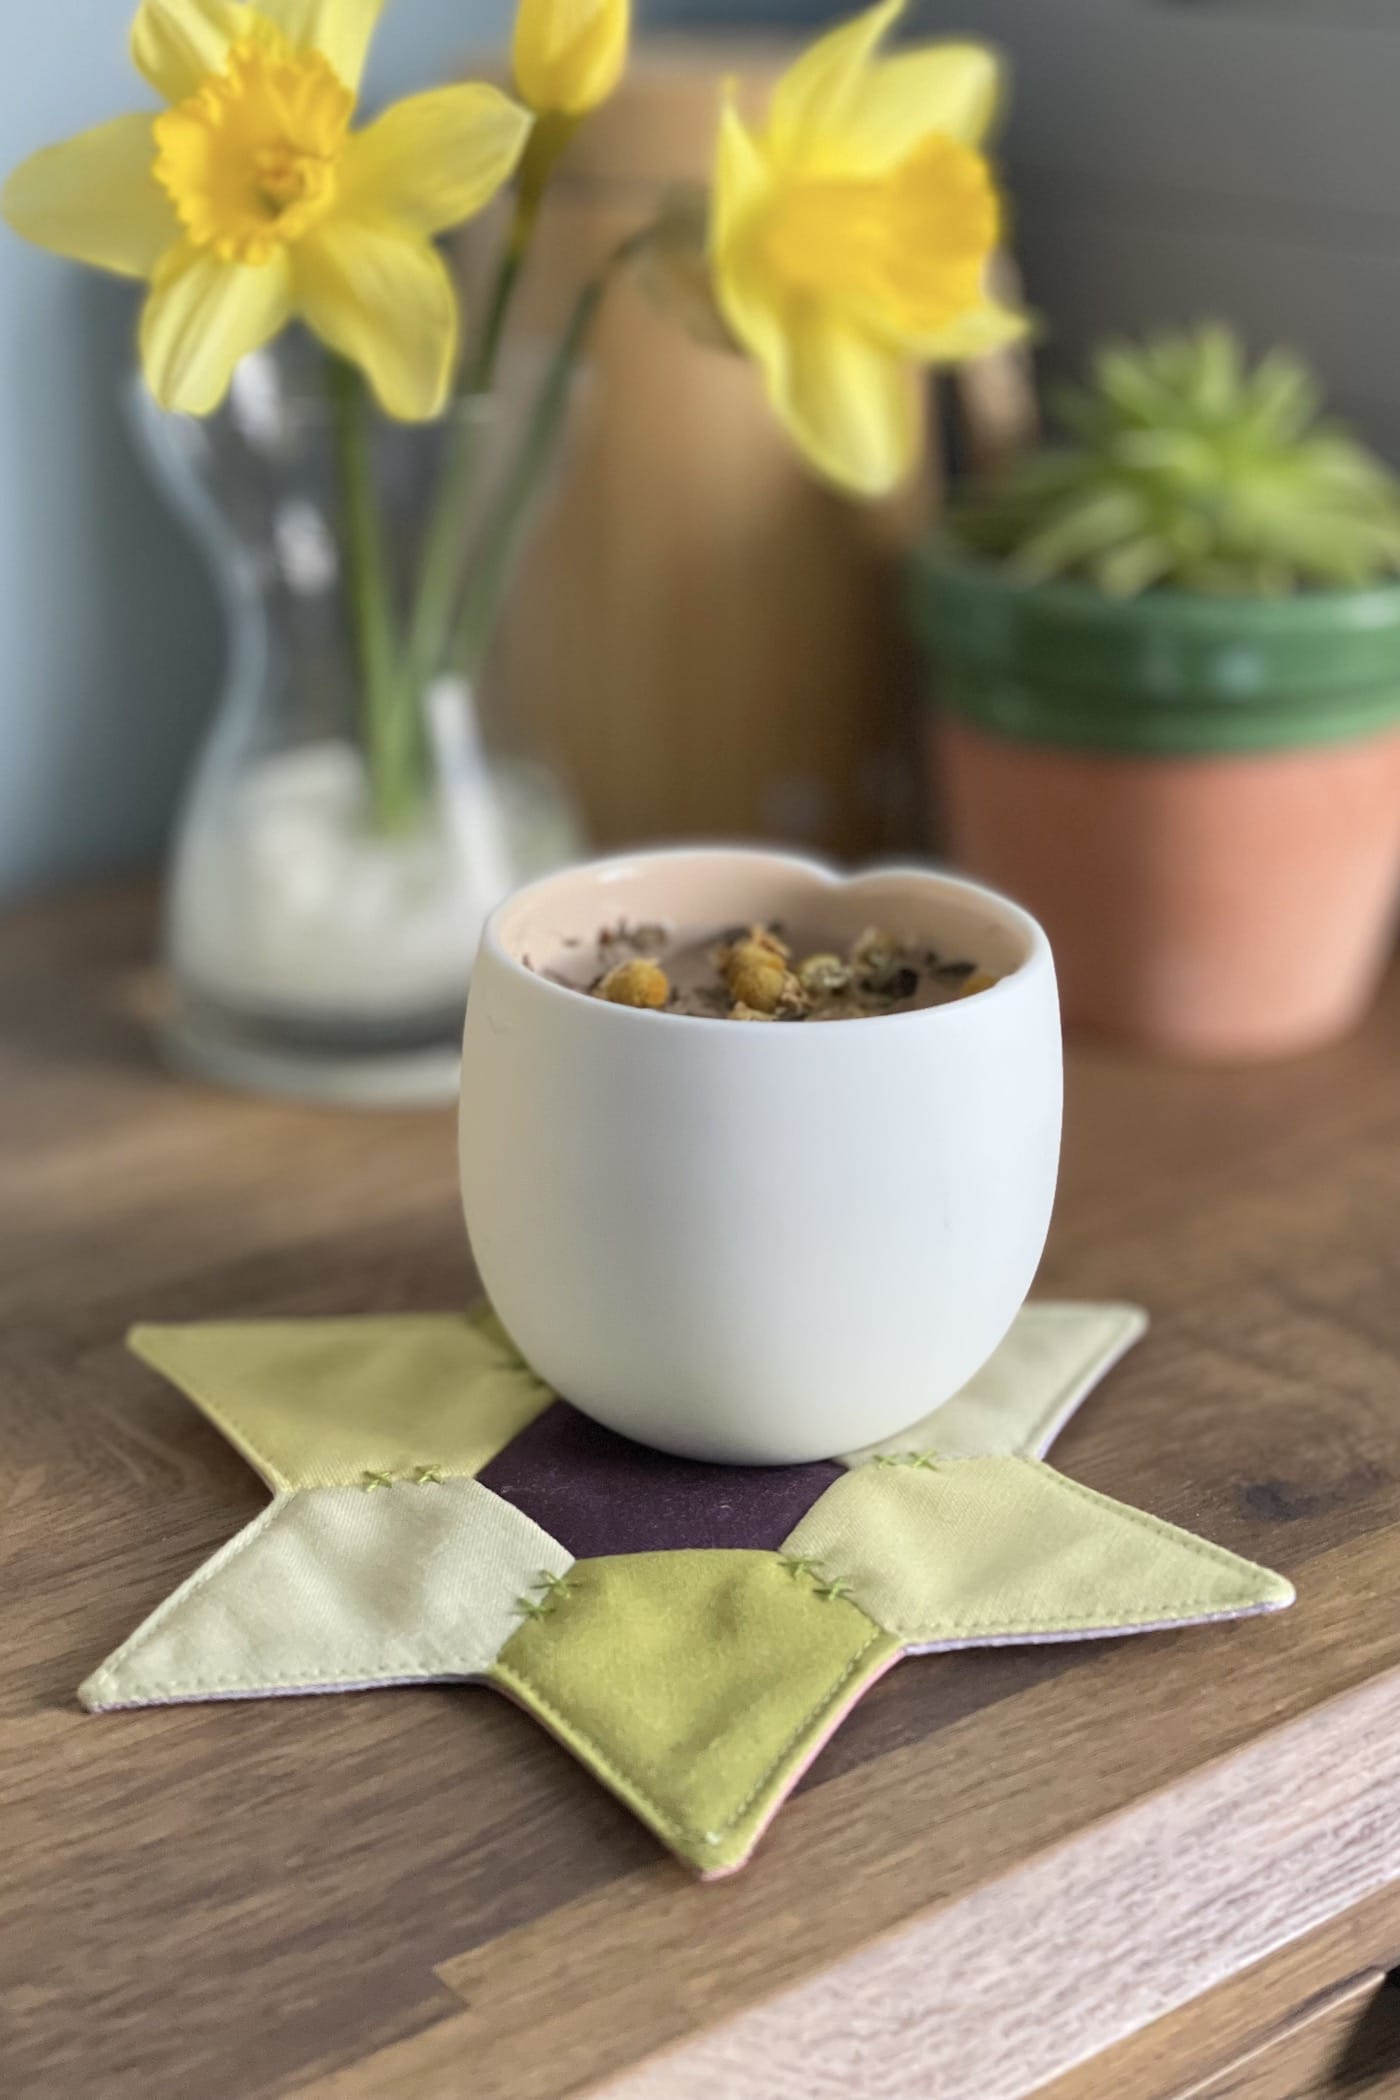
left=477, top=1402, right=844, bottom=1559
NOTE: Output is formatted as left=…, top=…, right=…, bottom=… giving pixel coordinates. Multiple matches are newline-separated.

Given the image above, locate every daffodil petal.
left=294, top=219, right=456, bottom=419
left=711, top=96, right=769, bottom=256
left=771, top=303, right=919, bottom=497
left=342, top=85, right=532, bottom=236
left=711, top=103, right=788, bottom=374
left=140, top=242, right=293, bottom=413
left=839, top=43, right=1003, bottom=164
left=259, top=0, right=384, bottom=90
left=716, top=252, right=788, bottom=391
left=131, top=0, right=252, bottom=103
left=766, top=0, right=903, bottom=169
left=2, top=115, right=174, bottom=280
left=513, top=0, right=629, bottom=118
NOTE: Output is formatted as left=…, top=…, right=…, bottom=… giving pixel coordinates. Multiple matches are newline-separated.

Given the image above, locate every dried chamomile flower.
left=597, top=959, right=671, bottom=1009
left=729, top=1001, right=777, bottom=1022
left=851, top=927, right=900, bottom=981
left=797, top=953, right=852, bottom=996
left=722, top=936, right=797, bottom=1015
left=725, top=922, right=788, bottom=959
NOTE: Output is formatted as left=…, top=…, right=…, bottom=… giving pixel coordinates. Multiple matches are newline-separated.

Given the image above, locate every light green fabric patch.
left=785, top=1457, right=1293, bottom=1648
left=492, top=1551, right=900, bottom=1877
left=80, top=1476, right=572, bottom=1711
left=127, top=1313, right=554, bottom=1492
left=841, top=1301, right=1149, bottom=1467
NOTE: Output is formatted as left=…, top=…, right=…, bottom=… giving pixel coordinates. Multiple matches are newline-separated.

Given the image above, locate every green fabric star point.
left=495, top=1551, right=901, bottom=1874
left=83, top=1301, right=1292, bottom=1876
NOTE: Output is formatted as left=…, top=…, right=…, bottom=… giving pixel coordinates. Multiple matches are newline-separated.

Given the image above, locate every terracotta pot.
left=913, top=556, right=1400, bottom=1061
left=931, top=714, right=1400, bottom=1060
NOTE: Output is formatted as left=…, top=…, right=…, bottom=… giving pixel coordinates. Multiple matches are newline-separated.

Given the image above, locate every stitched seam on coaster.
left=857, top=1456, right=1276, bottom=1582
left=127, top=1334, right=294, bottom=1492
left=853, top=1457, right=1284, bottom=1637
left=86, top=1653, right=493, bottom=1699
left=131, top=1329, right=542, bottom=1492
left=193, top=1383, right=545, bottom=1491
left=84, top=1497, right=299, bottom=1680
left=1016, top=1321, right=1122, bottom=1456
left=190, top=1400, right=300, bottom=1492
left=889, top=1598, right=1271, bottom=1640
left=1019, top=1308, right=1147, bottom=1456
left=842, top=1305, right=1146, bottom=1469
left=1023, top=1460, right=1281, bottom=1576
left=492, top=1627, right=887, bottom=1854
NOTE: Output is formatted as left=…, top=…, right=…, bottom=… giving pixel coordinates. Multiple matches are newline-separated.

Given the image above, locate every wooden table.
left=6, top=888, right=1400, bottom=2100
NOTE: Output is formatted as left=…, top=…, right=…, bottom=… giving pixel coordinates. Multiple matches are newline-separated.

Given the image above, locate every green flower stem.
left=449, top=236, right=643, bottom=682
left=399, top=122, right=575, bottom=714
left=326, top=355, right=421, bottom=834
left=465, top=116, right=579, bottom=393
left=395, top=224, right=527, bottom=716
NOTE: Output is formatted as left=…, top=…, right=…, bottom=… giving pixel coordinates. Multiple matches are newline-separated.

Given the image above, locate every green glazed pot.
left=911, top=549, right=1400, bottom=756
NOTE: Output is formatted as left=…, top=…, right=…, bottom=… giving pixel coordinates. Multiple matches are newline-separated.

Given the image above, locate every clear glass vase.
left=134, top=343, right=584, bottom=1105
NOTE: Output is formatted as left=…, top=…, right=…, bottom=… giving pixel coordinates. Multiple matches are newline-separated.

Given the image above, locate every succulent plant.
left=949, top=326, right=1400, bottom=596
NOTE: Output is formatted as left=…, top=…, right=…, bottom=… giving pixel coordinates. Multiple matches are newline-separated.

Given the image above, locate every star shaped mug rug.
left=84, top=1300, right=1292, bottom=1877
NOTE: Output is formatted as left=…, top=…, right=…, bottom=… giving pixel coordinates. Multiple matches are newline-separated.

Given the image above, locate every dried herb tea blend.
left=542, top=923, right=999, bottom=1021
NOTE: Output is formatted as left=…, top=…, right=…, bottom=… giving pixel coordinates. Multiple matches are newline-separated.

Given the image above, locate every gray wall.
left=2, top=0, right=1396, bottom=897
left=952, top=0, right=1400, bottom=458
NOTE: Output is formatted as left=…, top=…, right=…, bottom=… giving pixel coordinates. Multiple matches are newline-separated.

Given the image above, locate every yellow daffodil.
left=711, top=0, right=1024, bottom=497
left=2, top=0, right=533, bottom=419
left=513, top=0, right=629, bottom=119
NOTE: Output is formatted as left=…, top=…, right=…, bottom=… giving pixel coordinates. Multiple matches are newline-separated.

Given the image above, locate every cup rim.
left=480, top=846, right=1054, bottom=1034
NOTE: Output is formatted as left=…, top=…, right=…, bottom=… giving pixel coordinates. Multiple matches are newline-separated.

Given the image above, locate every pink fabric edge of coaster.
left=488, top=1648, right=906, bottom=1881
left=902, top=1590, right=1294, bottom=1658
left=698, top=1646, right=906, bottom=1882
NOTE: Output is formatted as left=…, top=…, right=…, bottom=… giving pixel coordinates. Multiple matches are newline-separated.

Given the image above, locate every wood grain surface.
left=1040, top=1880, right=1400, bottom=2100
left=4, top=887, right=1400, bottom=2100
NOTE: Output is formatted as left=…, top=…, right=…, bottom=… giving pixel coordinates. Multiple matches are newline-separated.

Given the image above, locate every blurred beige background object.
left=461, top=41, right=936, bottom=862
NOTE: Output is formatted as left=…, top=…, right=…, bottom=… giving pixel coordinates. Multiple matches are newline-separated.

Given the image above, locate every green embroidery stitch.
left=779, top=1555, right=823, bottom=1581
left=360, top=1470, right=394, bottom=1491
left=517, top=1570, right=578, bottom=1623
left=816, top=1577, right=855, bottom=1603
left=412, top=1464, right=445, bottom=1485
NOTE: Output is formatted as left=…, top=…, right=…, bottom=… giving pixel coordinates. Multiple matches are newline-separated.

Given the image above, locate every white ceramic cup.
left=459, top=848, right=1062, bottom=1464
